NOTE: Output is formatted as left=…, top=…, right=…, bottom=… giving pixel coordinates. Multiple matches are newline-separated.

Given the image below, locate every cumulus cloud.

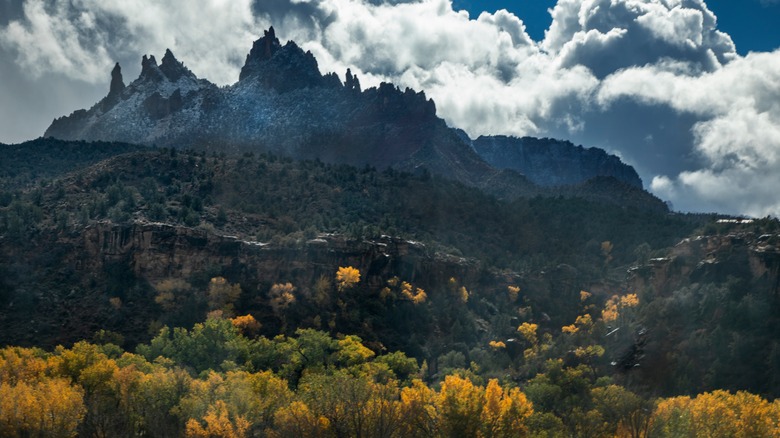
left=544, top=0, right=736, bottom=77
left=1, top=0, right=779, bottom=217
left=0, top=0, right=262, bottom=84
left=600, top=49, right=780, bottom=216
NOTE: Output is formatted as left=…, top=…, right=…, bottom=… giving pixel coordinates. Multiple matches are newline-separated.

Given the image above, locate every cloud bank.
left=1, top=0, right=779, bottom=217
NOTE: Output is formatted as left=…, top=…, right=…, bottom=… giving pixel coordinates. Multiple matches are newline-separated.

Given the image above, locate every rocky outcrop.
left=0, top=219, right=486, bottom=347
left=159, top=49, right=195, bottom=82
left=237, top=26, right=331, bottom=92
left=140, top=55, right=164, bottom=82
left=109, top=63, right=125, bottom=97
left=99, top=63, right=126, bottom=112
left=471, top=135, right=643, bottom=188
left=239, top=27, right=282, bottom=79
left=628, top=232, right=780, bottom=296
left=73, top=222, right=482, bottom=292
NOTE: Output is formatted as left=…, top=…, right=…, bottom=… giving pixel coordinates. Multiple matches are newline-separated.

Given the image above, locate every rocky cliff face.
left=628, top=232, right=780, bottom=296
left=0, top=220, right=486, bottom=347
left=471, top=135, right=643, bottom=188
left=75, top=222, right=482, bottom=290
left=44, top=27, right=647, bottom=199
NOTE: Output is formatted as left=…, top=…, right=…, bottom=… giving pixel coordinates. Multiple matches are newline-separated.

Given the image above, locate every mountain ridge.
left=45, top=27, right=648, bottom=200
left=470, top=135, right=643, bottom=189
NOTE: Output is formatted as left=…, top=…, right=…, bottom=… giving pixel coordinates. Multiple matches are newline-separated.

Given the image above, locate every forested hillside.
left=1, top=140, right=779, bottom=437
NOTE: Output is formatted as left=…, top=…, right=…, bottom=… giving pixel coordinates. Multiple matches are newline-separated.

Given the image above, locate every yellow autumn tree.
left=0, top=346, right=50, bottom=384
left=650, top=390, right=780, bottom=438
left=0, top=378, right=86, bottom=438
left=562, top=314, right=594, bottom=335
left=398, top=379, right=439, bottom=437
left=602, top=293, right=639, bottom=325
left=437, top=375, right=485, bottom=437
left=154, top=278, right=193, bottom=311
left=517, top=323, right=538, bottom=345
left=401, top=281, right=428, bottom=304
left=230, top=314, right=261, bottom=337
left=207, top=277, right=242, bottom=317
left=480, top=379, right=533, bottom=438
left=268, top=401, right=331, bottom=438
left=489, top=341, right=507, bottom=350
left=185, top=400, right=250, bottom=438
left=447, top=277, right=470, bottom=303
left=433, top=376, right=534, bottom=438
left=335, top=266, right=360, bottom=291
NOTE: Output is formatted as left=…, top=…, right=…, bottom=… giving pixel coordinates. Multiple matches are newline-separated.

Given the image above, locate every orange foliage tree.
left=335, top=266, right=360, bottom=291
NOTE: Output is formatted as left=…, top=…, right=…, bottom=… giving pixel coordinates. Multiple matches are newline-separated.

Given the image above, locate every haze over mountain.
left=2, top=0, right=779, bottom=217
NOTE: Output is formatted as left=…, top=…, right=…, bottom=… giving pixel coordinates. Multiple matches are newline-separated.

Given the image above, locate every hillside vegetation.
left=2, top=139, right=780, bottom=437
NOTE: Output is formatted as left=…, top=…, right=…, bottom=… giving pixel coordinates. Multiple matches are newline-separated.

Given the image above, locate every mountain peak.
left=472, top=135, right=643, bottom=188
left=162, top=48, right=176, bottom=63
left=140, top=54, right=164, bottom=81
left=98, top=62, right=126, bottom=112
left=239, top=27, right=283, bottom=81
left=159, top=48, right=195, bottom=82
left=238, top=27, right=326, bottom=92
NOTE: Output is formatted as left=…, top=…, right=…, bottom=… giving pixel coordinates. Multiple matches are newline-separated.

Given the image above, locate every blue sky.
left=454, top=0, right=780, bottom=54
left=1, top=0, right=780, bottom=217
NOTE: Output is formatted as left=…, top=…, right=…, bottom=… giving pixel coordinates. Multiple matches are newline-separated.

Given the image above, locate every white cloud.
left=599, top=49, right=780, bottom=215
left=2, top=0, right=780, bottom=217
left=0, top=0, right=113, bottom=82
left=546, top=0, right=736, bottom=77
left=0, top=0, right=261, bottom=85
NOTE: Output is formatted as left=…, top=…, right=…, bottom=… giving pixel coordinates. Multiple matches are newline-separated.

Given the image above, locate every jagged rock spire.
left=239, top=26, right=283, bottom=81
left=345, top=68, right=361, bottom=92
left=159, top=49, right=194, bottom=82
left=100, top=62, right=125, bottom=112
left=140, top=54, right=164, bottom=81
left=109, top=63, right=125, bottom=97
